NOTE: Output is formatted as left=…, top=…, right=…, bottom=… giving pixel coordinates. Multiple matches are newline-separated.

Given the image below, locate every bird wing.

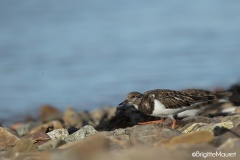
left=147, top=89, right=195, bottom=109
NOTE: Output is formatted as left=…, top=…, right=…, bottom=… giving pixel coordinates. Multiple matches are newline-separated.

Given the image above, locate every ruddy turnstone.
left=177, top=89, right=232, bottom=118
left=119, top=89, right=216, bottom=129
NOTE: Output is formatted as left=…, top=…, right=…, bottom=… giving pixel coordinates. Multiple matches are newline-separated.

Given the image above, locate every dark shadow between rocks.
left=95, top=105, right=160, bottom=131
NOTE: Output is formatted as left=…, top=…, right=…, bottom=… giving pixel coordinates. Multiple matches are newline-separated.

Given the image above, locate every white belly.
left=177, top=109, right=202, bottom=118
left=152, top=99, right=183, bottom=117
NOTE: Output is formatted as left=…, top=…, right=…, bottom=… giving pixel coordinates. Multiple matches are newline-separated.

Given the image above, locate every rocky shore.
left=1, top=84, right=240, bottom=160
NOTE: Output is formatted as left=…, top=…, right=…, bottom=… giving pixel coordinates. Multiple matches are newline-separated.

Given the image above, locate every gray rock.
left=47, top=129, right=69, bottom=140
left=64, top=125, right=97, bottom=142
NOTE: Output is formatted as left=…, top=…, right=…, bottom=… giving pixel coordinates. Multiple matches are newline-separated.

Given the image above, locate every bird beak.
left=119, top=99, right=128, bottom=106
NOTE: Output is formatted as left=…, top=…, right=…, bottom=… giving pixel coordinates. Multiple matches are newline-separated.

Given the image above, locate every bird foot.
left=138, top=119, right=164, bottom=125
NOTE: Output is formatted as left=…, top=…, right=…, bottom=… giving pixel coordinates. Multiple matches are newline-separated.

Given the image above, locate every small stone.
left=130, top=124, right=181, bottom=144
left=30, top=120, right=63, bottom=134
left=166, top=131, right=214, bottom=146
left=182, top=121, right=234, bottom=134
left=40, top=104, right=62, bottom=123
left=38, top=139, right=66, bottom=151
left=47, top=129, right=69, bottom=140
left=64, top=125, right=97, bottom=142
left=0, top=127, right=20, bottom=150
left=63, top=108, right=82, bottom=129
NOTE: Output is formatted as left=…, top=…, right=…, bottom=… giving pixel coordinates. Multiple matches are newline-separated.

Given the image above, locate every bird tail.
left=190, top=95, right=216, bottom=103
left=215, top=91, right=232, bottom=99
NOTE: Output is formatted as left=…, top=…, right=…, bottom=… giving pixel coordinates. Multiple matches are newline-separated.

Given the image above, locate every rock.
left=182, top=121, right=233, bottom=134
left=213, top=126, right=240, bottom=147
left=181, top=116, right=221, bottom=126
left=24, top=131, right=51, bottom=146
left=217, top=138, right=240, bottom=151
left=130, top=124, right=181, bottom=144
left=40, top=104, right=62, bottom=123
left=30, top=120, right=63, bottom=134
left=47, top=129, right=69, bottom=140
left=222, top=114, right=240, bottom=127
left=235, top=108, right=240, bottom=113
left=10, top=121, right=39, bottom=136
left=166, top=131, right=214, bottom=146
left=4, top=138, right=38, bottom=158
left=63, top=108, right=83, bottom=129
left=0, top=127, right=20, bottom=150
left=101, top=128, right=133, bottom=149
left=64, top=125, right=97, bottom=142
left=38, top=139, right=66, bottom=151
left=47, top=134, right=109, bottom=160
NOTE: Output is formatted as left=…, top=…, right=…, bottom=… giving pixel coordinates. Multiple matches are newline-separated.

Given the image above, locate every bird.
left=119, top=89, right=216, bottom=129
left=177, top=88, right=232, bottom=118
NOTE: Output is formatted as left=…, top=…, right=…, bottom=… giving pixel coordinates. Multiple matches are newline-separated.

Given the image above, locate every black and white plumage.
left=177, top=89, right=232, bottom=118
left=119, top=89, right=216, bottom=129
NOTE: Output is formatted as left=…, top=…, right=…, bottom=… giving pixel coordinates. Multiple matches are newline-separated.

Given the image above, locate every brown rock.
left=30, top=120, right=63, bottom=134
left=0, top=127, right=20, bottom=150
left=129, top=124, right=181, bottom=144
left=53, top=134, right=109, bottom=160
left=24, top=131, right=51, bottom=146
left=40, top=104, right=62, bottom=123
left=166, top=131, right=214, bottom=146
left=235, top=108, right=240, bottom=113
left=10, top=121, right=39, bottom=136
left=4, top=138, right=38, bottom=158
left=63, top=108, right=82, bottom=129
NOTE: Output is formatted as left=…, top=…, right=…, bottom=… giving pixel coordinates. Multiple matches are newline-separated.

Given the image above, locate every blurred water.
left=0, top=0, right=240, bottom=121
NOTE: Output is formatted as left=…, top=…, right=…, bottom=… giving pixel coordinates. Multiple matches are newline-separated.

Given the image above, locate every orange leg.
left=171, top=119, right=176, bottom=129
left=138, top=118, right=164, bottom=125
